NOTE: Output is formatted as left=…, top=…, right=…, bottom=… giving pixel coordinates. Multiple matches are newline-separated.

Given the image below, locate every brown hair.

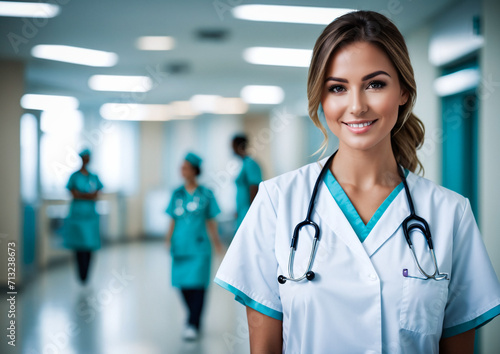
left=307, top=10, right=425, bottom=173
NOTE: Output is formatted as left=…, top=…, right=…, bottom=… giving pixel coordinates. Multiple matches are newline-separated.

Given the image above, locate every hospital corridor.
left=0, top=241, right=250, bottom=354
left=1, top=0, right=500, bottom=353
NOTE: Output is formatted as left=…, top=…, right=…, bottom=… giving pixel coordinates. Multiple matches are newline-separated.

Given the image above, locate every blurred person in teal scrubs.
left=64, top=148, right=103, bottom=284
left=165, top=152, right=223, bottom=340
left=232, top=135, right=262, bottom=229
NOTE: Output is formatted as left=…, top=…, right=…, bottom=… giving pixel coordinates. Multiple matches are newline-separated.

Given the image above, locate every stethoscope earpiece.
left=278, top=275, right=287, bottom=284
left=306, top=271, right=315, bottom=281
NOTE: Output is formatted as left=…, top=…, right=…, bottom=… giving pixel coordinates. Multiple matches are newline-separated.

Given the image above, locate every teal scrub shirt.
left=235, top=156, right=262, bottom=228
left=166, top=185, right=220, bottom=288
left=64, top=171, right=103, bottom=251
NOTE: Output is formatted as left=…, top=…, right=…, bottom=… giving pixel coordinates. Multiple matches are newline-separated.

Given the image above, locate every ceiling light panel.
left=89, top=75, right=152, bottom=92
left=20, top=94, right=79, bottom=111
left=434, top=68, right=480, bottom=97
left=100, top=103, right=198, bottom=121
left=190, top=95, right=248, bottom=115
left=241, top=85, right=284, bottom=104
left=243, top=47, right=312, bottom=67
left=232, top=5, right=355, bottom=25
left=136, top=36, right=175, bottom=51
left=0, top=1, right=60, bottom=18
left=31, top=45, right=118, bottom=67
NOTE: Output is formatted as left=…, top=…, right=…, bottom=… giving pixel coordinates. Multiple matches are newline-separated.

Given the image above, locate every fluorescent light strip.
left=136, top=36, right=175, bottom=51
left=232, top=5, right=355, bottom=25
left=89, top=75, right=152, bottom=92
left=190, top=95, right=248, bottom=114
left=40, top=110, right=83, bottom=135
left=434, top=68, right=480, bottom=97
left=31, top=45, right=118, bottom=67
left=241, top=85, right=284, bottom=104
left=0, top=1, right=60, bottom=18
left=244, top=47, right=312, bottom=67
left=20, top=93, right=79, bottom=111
left=100, top=103, right=198, bottom=121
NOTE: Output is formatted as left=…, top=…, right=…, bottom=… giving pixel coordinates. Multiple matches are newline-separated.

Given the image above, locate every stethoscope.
left=277, top=152, right=449, bottom=285
left=174, top=193, right=200, bottom=216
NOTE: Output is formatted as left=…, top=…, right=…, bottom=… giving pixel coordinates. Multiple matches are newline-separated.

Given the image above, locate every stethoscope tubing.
left=278, top=151, right=448, bottom=285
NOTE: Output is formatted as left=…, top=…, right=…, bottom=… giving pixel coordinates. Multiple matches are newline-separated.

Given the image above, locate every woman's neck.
left=80, top=166, right=89, bottom=175
left=331, top=141, right=400, bottom=189
left=185, top=179, right=198, bottom=192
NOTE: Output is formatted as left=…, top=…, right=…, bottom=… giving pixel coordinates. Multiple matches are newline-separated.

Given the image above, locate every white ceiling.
left=0, top=0, right=459, bottom=115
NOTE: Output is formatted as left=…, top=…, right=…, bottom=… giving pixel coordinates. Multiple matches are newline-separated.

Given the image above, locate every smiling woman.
left=309, top=15, right=424, bottom=173
left=215, top=10, right=500, bottom=354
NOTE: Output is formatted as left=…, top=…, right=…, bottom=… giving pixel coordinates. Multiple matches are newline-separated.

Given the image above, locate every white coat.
left=215, top=158, right=500, bottom=354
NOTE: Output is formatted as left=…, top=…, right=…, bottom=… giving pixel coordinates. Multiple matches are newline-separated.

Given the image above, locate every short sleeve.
left=204, top=189, right=221, bottom=219
left=442, top=199, right=500, bottom=337
left=214, top=182, right=283, bottom=320
left=246, top=158, right=262, bottom=186
left=165, top=191, right=178, bottom=218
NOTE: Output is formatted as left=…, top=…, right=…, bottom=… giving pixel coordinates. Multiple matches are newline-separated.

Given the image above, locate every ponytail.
left=391, top=112, right=425, bottom=173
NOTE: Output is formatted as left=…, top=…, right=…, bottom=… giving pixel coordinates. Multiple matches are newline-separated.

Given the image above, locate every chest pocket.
left=399, top=277, right=449, bottom=334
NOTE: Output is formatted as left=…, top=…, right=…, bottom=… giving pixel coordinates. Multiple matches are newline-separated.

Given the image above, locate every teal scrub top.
left=323, top=169, right=407, bottom=243
left=166, top=185, right=220, bottom=256
left=235, top=156, right=262, bottom=228
left=64, top=170, right=104, bottom=250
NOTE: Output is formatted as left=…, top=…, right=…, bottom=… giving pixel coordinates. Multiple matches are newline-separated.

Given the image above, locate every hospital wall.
left=406, top=26, right=440, bottom=184
left=479, top=0, right=500, bottom=351
left=0, top=60, right=23, bottom=286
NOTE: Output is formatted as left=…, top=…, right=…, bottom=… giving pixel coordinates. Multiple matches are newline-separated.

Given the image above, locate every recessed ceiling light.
left=190, top=95, right=248, bottom=114
left=31, top=45, right=118, bottom=67
left=100, top=103, right=198, bottom=121
left=136, top=36, right=175, bottom=51
left=241, top=85, right=284, bottom=104
left=40, top=110, right=83, bottom=135
left=232, top=5, right=355, bottom=25
left=434, top=68, right=480, bottom=97
left=89, top=75, right=152, bottom=92
left=20, top=93, right=79, bottom=111
left=243, top=47, right=312, bottom=67
left=215, top=98, right=248, bottom=115
left=190, top=95, right=219, bottom=113
left=0, top=1, right=60, bottom=18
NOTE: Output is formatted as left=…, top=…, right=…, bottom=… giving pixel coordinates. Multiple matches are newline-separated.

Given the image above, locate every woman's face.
left=181, top=160, right=197, bottom=180
left=321, top=41, right=408, bottom=152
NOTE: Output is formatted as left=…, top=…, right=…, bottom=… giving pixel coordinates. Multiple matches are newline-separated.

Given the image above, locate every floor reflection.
left=0, top=240, right=249, bottom=354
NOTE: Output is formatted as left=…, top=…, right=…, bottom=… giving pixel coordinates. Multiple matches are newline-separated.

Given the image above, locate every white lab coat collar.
left=311, top=157, right=415, bottom=259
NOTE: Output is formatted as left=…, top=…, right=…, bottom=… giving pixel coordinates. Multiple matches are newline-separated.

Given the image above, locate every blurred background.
left=0, top=0, right=499, bottom=353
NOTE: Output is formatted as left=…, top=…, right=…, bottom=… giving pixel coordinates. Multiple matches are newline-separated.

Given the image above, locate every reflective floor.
left=1, top=241, right=250, bottom=354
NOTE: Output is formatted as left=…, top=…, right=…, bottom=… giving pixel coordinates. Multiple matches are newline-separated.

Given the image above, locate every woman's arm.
left=206, top=219, right=223, bottom=254
left=70, top=189, right=99, bottom=200
left=439, top=329, right=475, bottom=354
left=246, top=306, right=282, bottom=354
left=165, top=220, right=175, bottom=246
